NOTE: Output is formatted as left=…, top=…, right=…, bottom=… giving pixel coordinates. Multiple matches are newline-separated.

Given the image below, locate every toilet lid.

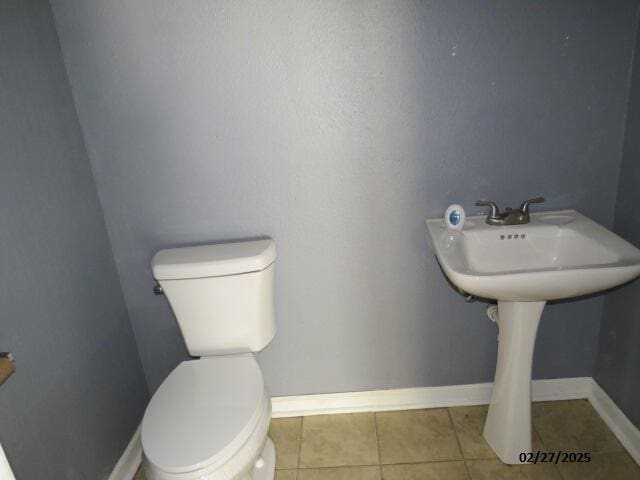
left=141, top=355, right=267, bottom=473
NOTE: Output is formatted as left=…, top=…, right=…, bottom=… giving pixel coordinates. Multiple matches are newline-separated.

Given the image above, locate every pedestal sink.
left=426, top=209, right=640, bottom=464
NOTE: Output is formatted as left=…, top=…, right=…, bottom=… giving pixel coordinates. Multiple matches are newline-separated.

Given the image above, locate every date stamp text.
left=519, top=451, right=591, bottom=464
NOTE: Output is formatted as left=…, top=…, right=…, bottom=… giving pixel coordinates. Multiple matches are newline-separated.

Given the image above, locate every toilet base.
left=248, top=437, right=275, bottom=480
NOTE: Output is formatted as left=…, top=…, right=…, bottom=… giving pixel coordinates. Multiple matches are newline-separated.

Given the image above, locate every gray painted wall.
left=51, top=0, right=638, bottom=394
left=0, top=1, right=148, bottom=478
left=595, top=15, right=640, bottom=429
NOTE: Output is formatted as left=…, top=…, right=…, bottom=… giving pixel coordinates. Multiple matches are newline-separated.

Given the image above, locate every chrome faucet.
left=475, top=197, right=545, bottom=226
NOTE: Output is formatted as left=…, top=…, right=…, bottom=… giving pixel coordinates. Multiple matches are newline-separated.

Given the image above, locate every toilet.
left=141, top=239, right=278, bottom=480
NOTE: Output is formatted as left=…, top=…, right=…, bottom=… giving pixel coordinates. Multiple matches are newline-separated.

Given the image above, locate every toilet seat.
left=142, top=355, right=269, bottom=475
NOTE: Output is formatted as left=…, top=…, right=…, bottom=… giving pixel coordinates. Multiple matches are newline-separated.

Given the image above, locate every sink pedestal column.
left=483, top=300, right=545, bottom=464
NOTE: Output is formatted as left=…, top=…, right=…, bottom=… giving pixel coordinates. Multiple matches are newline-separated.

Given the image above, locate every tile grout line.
left=296, top=463, right=382, bottom=470
left=531, top=422, right=563, bottom=479
left=296, top=458, right=471, bottom=469
left=373, top=412, right=383, bottom=479
left=295, top=416, right=304, bottom=480
left=446, top=407, right=474, bottom=480
left=532, top=422, right=565, bottom=480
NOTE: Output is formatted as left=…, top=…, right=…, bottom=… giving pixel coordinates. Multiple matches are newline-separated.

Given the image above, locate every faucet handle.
left=519, top=196, right=545, bottom=214
left=475, top=200, right=501, bottom=219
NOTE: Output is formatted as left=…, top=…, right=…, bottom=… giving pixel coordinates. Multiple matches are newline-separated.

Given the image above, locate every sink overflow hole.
left=500, top=233, right=525, bottom=240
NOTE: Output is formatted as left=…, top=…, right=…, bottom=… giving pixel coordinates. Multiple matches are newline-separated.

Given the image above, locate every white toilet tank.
left=151, top=239, right=276, bottom=356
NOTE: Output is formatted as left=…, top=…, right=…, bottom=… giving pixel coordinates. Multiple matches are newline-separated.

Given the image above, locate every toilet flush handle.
left=152, top=283, right=164, bottom=295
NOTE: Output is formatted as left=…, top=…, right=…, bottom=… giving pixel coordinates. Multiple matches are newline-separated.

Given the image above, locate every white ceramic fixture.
left=142, top=239, right=277, bottom=480
left=426, top=209, right=640, bottom=464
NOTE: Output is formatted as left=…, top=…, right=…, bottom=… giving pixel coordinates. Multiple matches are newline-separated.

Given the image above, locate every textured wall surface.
left=596, top=15, right=640, bottom=429
left=51, top=0, right=638, bottom=394
left=0, top=1, right=149, bottom=478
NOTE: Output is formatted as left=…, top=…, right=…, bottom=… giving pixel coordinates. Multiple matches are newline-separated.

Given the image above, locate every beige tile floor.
left=135, top=399, right=640, bottom=480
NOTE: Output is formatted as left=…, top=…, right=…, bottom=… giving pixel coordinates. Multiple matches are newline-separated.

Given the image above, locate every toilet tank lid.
left=152, top=238, right=276, bottom=280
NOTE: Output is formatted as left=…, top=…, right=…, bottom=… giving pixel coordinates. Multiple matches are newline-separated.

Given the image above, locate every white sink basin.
left=425, top=209, right=640, bottom=465
left=426, top=209, right=640, bottom=301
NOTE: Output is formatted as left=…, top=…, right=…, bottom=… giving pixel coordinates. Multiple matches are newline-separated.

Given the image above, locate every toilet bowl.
left=142, top=356, right=274, bottom=480
left=141, top=239, right=278, bottom=480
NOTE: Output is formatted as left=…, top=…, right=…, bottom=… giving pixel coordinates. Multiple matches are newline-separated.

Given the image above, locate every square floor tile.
left=270, top=417, right=303, bottom=469
left=532, top=400, right=624, bottom=453
left=275, top=469, right=298, bottom=480
left=556, top=452, right=640, bottom=480
left=298, top=466, right=381, bottom=480
left=449, top=405, right=545, bottom=459
left=299, top=413, right=379, bottom=468
left=381, top=461, right=469, bottom=479
left=376, top=408, right=462, bottom=464
left=466, top=459, right=562, bottom=479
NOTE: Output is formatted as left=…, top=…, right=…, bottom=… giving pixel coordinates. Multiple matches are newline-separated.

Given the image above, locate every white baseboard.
left=109, top=376, right=640, bottom=478
left=532, top=377, right=593, bottom=402
left=271, top=377, right=592, bottom=418
left=588, top=379, right=640, bottom=466
left=0, top=442, right=16, bottom=480
left=107, top=424, right=141, bottom=480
